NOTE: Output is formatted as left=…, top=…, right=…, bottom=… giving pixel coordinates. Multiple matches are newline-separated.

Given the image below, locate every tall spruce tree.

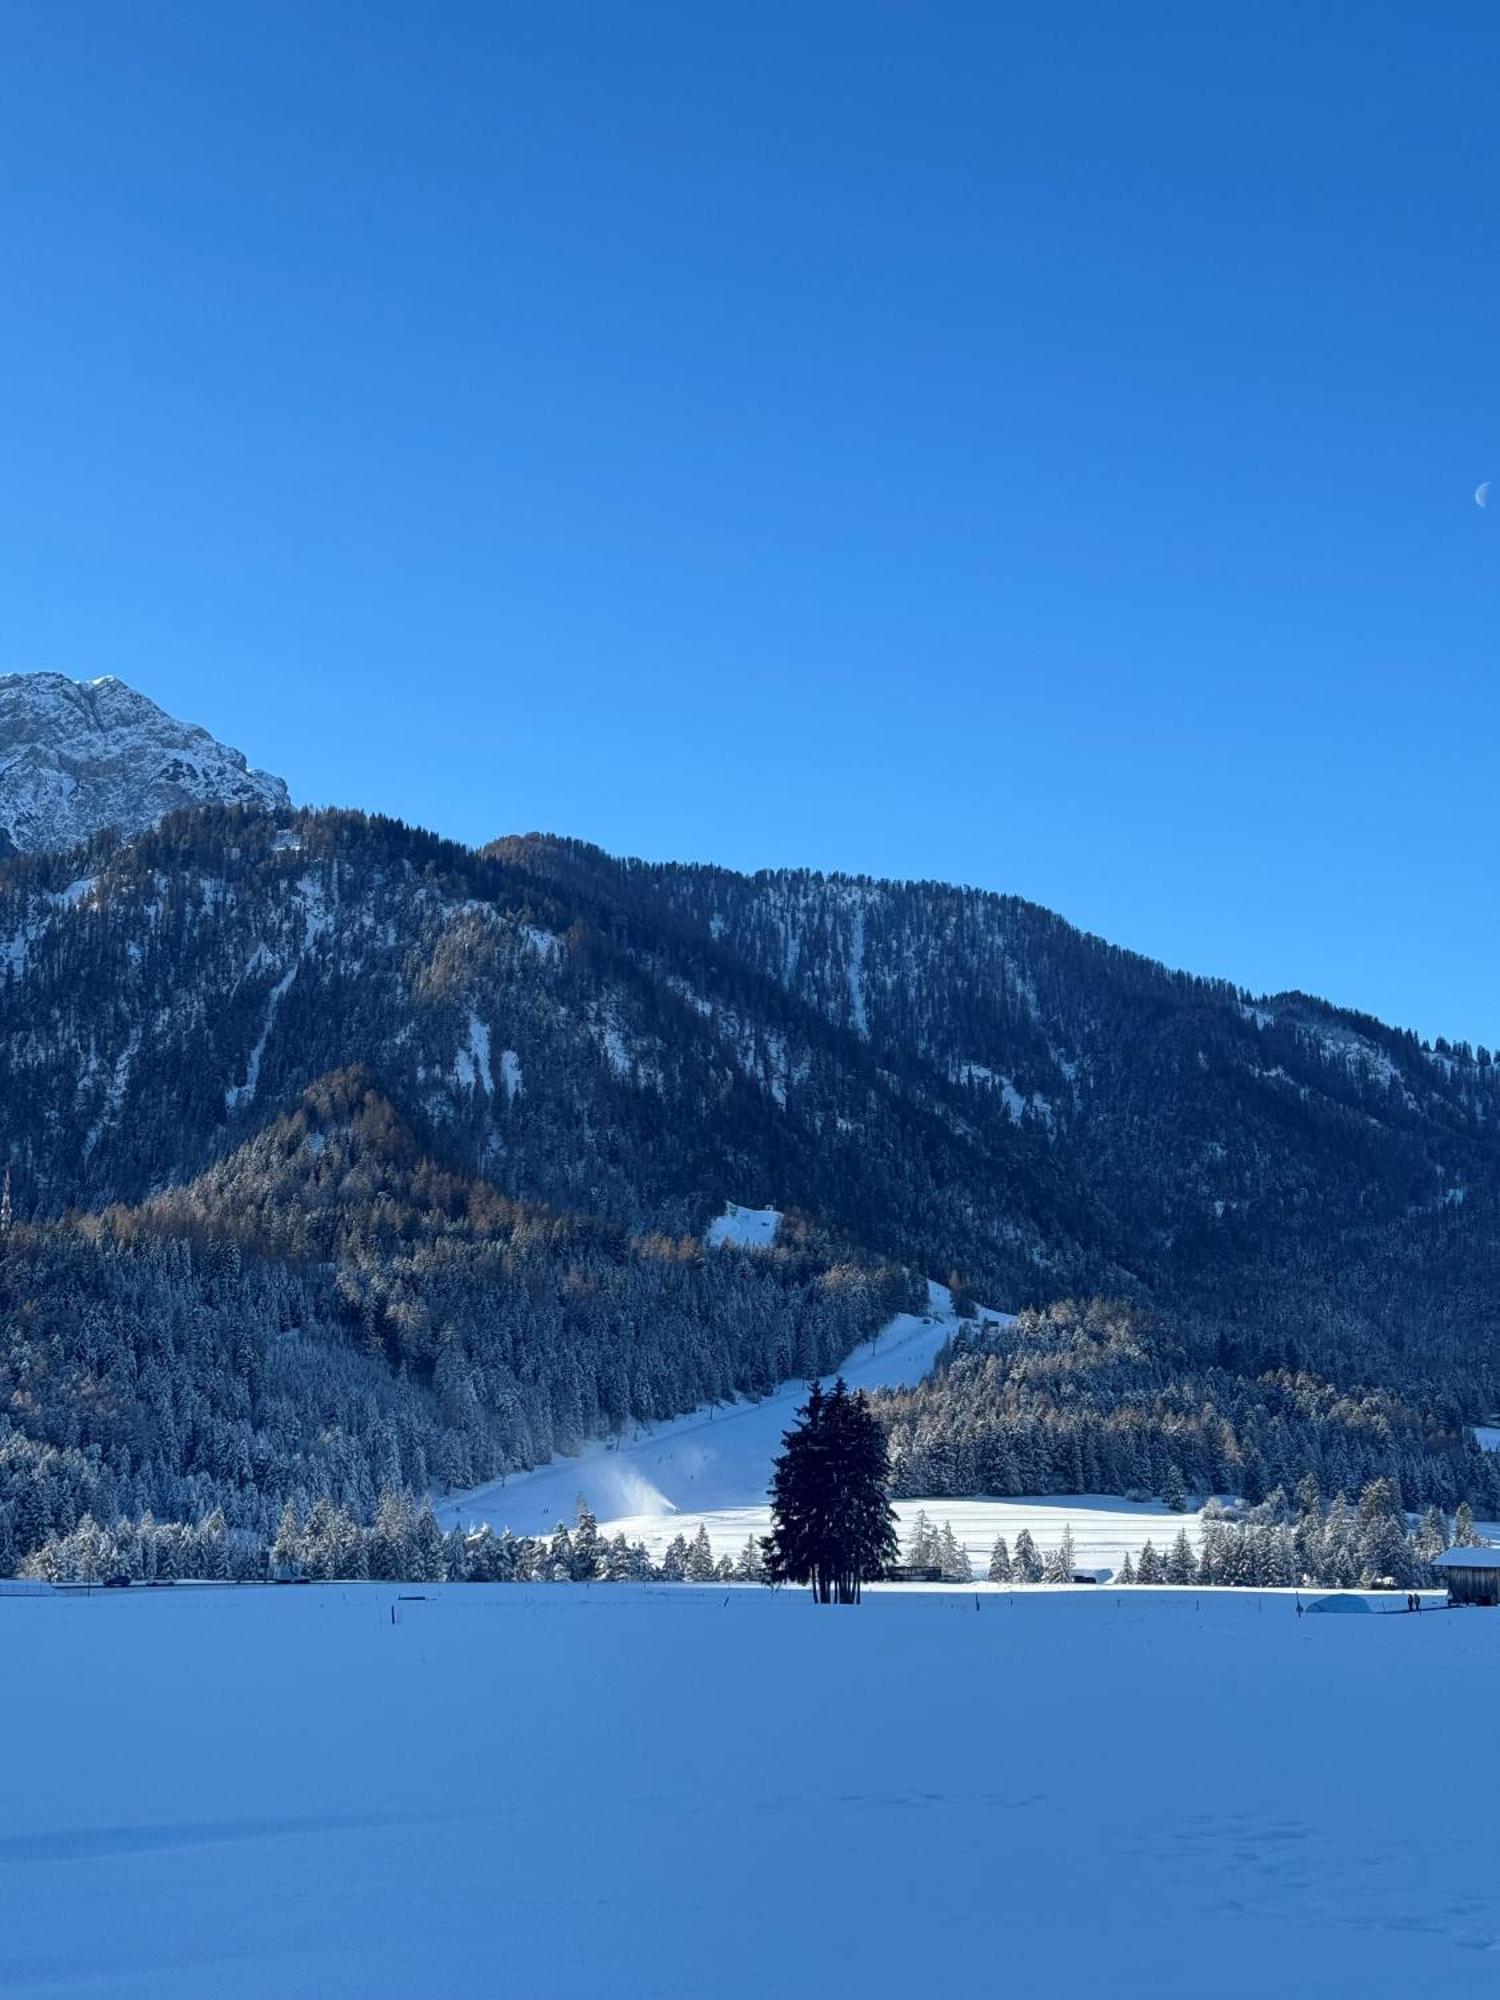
left=764, top=1378, right=898, bottom=1604
left=1042, top=1524, right=1076, bottom=1584
left=937, top=1520, right=970, bottom=1582
left=1165, top=1526, right=1197, bottom=1586
left=1012, top=1527, right=1042, bottom=1583
left=686, top=1524, right=716, bottom=1582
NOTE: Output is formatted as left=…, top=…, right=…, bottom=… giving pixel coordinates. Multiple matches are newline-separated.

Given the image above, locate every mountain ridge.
left=4, top=798, right=1496, bottom=1281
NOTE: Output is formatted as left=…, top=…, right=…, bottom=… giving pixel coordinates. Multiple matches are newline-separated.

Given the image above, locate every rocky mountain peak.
left=0, top=671, right=290, bottom=855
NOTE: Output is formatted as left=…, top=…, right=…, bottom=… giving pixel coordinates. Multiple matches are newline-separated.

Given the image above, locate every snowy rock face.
left=0, top=673, right=290, bottom=856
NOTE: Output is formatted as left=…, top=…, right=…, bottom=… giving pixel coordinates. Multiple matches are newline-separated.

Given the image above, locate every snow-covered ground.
left=3, top=1582, right=1498, bottom=1998
left=607, top=1490, right=1204, bottom=1572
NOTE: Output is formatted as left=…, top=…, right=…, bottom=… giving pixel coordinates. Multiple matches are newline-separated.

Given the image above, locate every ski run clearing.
left=439, top=1278, right=1208, bottom=1572
left=3, top=1580, right=1497, bottom=1998
left=439, top=1279, right=1027, bottom=1549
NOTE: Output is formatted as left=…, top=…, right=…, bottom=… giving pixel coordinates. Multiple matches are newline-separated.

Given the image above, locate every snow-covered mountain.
left=5, top=673, right=1500, bottom=1577
left=0, top=672, right=289, bottom=855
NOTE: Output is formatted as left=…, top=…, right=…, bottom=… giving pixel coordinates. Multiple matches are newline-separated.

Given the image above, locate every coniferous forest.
left=873, top=1301, right=1500, bottom=1517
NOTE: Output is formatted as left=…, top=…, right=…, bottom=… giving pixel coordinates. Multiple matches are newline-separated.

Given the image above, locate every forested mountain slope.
left=5, top=807, right=1500, bottom=1332
left=0, top=1069, right=914, bottom=1571
left=0, top=809, right=1076, bottom=1297
left=504, top=838, right=1500, bottom=1391
left=3, top=777, right=1500, bottom=1570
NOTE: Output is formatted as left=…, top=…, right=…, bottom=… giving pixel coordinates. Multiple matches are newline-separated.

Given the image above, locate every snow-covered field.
left=439, top=1281, right=1201, bottom=1572
left=3, top=1581, right=1497, bottom=1998
left=599, top=1489, right=1197, bottom=1572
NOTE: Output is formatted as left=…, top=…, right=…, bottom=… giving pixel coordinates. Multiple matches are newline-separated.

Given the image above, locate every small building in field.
left=1434, top=1548, right=1500, bottom=1605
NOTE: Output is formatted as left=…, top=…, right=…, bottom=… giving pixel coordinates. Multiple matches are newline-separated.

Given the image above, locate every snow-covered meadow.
left=3, top=1581, right=1497, bottom=1998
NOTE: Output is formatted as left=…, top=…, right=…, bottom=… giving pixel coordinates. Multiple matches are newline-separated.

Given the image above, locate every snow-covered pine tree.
left=1320, top=1495, right=1360, bottom=1587
left=1165, top=1526, right=1196, bottom=1586
left=734, top=1536, right=767, bottom=1583
left=1267, top=1525, right=1299, bottom=1588
left=1013, top=1527, right=1042, bottom=1583
left=659, top=1533, right=689, bottom=1582
left=1357, top=1512, right=1409, bottom=1587
left=547, top=1523, right=575, bottom=1583
left=571, top=1500, right=604, bottom=1581
left=413, top=1500, right=447, bottom=1582
left=1041, top=1524, right=1075, bottom=1583
left=905, top=1509, right=938, bottom=1573
left=937, top=1521, right=970, bottom=1582
left=271, top=1500, right=302, bottom=1579
left=1415, top=1505, right=1448, bottom=1567
left=686, top=1524, right=716, bottom=1581
left=370, top=1489, right=414, bottom=1580
left=1195, top=1519, right=1227, bottom=1587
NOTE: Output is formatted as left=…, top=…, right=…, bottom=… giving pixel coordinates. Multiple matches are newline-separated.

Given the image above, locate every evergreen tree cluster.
left=975, top=1524, right=1084, bottom=1583
left=873, top=1300, right=1500, bottom=1517
left=22, top=1494, right=776, bottom=1588
left=1117, top=1483, right=1482, bottom=1592
left=901, top=1509, right=976, bottom=1581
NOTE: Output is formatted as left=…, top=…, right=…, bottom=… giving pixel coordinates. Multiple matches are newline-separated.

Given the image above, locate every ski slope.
left=439, top=1280, right=994, bottom=1539
left=439, top=1282, right=1208, bottom=1575
left=4, top=1582, right=1498, bottom=1998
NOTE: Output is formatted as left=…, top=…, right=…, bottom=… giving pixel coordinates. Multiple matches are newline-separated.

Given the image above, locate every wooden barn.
left=1434, top=1548, right=1500, bottom=1605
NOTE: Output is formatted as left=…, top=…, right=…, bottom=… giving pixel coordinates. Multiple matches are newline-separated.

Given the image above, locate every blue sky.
left=2, top=3, right=1497, bottom=1043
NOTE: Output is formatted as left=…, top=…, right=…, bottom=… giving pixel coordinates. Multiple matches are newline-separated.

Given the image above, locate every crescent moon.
left=1477, top=481, right=1490, bottom=508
